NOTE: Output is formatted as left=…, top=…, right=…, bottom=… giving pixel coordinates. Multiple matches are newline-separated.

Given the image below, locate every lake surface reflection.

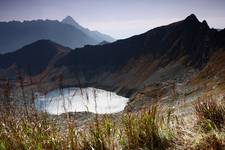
left=35, top=87, right=128, bottom=114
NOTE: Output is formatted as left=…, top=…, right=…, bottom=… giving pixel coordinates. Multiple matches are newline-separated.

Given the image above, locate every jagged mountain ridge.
left=0, top=18, right=114, bottom=53
left=55, top=14, right=225, bottom=95
left=57, top=14, right=217, bottom=71
left=0, top=14, right=224, bottom=97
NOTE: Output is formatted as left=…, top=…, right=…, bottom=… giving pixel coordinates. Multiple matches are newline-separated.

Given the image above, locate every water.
left=35, top=87, right=128, bottom=115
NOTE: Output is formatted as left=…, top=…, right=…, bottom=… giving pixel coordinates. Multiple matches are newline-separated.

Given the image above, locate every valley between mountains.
left=0, top=13, right=225, bottom=149
left=0, top=14, right=224, bottom=113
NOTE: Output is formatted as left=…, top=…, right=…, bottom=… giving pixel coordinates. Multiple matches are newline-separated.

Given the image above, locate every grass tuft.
left=121, top=105, right=174, bottom=150
left=194, top=96, right=225, bottom=131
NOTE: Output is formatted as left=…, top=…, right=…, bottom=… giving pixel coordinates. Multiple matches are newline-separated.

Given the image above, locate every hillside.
left=54, top=14, right=224, bottom=97
left=0, top=14, right=224, bottom=100
left=0, top=40, right=71, bottom=76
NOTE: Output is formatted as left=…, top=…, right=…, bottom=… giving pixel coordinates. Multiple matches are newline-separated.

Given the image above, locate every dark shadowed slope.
left=58, top=14, right=218, bottom=70
left=55, top=14, right=225, bottom=96
left=0, top=40, right=71, bottom=76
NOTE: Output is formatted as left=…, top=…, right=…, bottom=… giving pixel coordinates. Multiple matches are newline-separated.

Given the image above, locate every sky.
left=0, top=0, right=225, bottom=39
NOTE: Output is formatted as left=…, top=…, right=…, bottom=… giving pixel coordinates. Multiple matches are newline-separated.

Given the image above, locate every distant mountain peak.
left=62, top=16, right=83, bottom=30
left=32, top=39, right=53, bottom=44
left=63, top=16, right=77, bottom=24
left=26, top=39, right=56, bottom=46
left=64, top=16, right=74, bottom=20
left=19, top=39, right=70, bottom=54
left=62, top=16, right=115, bottom=42
left=202, top=20, right=209, bottom=29
left=184, top=14, right=199, bottom=23
left=98, top=41, right=110, bottom=45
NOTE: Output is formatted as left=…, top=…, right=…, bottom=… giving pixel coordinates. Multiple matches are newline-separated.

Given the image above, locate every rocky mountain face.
left=0, top=14, right=224, bottom=99
left=54, top=14, right=225, bottom=95
left=58, top=14, right=212, bottom=68
left=0, top=18, right=114, bottom=53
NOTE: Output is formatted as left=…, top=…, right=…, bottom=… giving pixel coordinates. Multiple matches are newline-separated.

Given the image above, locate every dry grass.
left=0, top=73, right=225, bottom=149
left=194, top=96, right=225, bottom=131
left=121, top=105, right=174, bottom=150
left=194, top=132, right=225, bottom=150
left=0, top=107, right=63, bottom=149
left=0, top=103, right=176, bottom=150
left=192, top=96, right=225, bottom=150
left=1, top=95, right=225, bottom=150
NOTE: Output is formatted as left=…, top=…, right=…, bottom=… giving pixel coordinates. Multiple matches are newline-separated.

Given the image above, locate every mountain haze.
left=0, top=18, right=114, bottom=53
left=62, top=16, right=115, bottom=43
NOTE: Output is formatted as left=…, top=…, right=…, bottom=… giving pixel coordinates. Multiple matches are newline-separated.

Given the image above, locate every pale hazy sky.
left=0, top=0, right=225, bottom=39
